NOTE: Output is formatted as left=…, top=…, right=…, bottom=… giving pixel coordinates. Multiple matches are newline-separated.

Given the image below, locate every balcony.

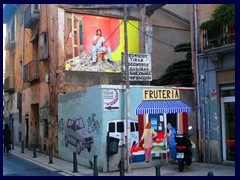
left=202, top=24, right=235, bottom=51
left=5, top=30, right=16, bottom=50
left=4, top=76, right=15, bottom=93
left=24, top=4, right=40, bottom=29
left=24, top=60, right=40, bottom=83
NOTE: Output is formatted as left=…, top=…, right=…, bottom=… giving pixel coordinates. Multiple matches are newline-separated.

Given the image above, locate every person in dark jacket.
left=3, top=124, right=11, bottom=153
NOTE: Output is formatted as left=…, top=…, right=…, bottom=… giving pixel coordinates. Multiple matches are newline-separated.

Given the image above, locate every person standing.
left=91, top=29, right=113, bottom=65
left=167, top=123, right=176, bottom=160
left=3, top=124, right=11, bottom=154
left=140, top=122, right=157, bottom=163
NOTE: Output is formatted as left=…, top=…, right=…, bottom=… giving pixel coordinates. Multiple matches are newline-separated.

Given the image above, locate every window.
left=131, top=122, right=135, bottom=132
left=117, top=122, right=124, bottom=133
left=76, top=118, right=84, bottom=130
left=20, top=8, right=23, bottom=26
left=43, top=119, right=48, bottom=138
left=135, top=123, right=138, bottom=131
left=108, top=123, right=115, bottom=132
left=19, top=109, right=22, bottom=123
left=67, top=119, right=73, bottom=128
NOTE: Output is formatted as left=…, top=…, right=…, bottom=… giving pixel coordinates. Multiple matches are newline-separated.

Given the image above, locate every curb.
left=12, top=150, right=79, bottom=176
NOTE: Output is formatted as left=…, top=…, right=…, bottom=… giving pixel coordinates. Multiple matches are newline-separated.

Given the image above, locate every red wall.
left=83, top=15, right=120, bottom=53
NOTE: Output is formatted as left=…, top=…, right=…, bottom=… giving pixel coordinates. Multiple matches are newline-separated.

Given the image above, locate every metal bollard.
left=207, top=171, right=214, bottom=176
left=48, top=146, right=53, bottom=164
left=73, top=152, right=78, bottom=173
left=21, top=141, right=24, bottom=153
left=155, top=165, right=161, bottom=176
left=119, top=158, right=124, bottom=176
left=33, top=144, right=37, bottom=158
left=93, top=155, right=98, bottom=176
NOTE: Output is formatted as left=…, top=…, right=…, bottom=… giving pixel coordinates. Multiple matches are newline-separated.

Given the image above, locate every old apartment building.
left=3, top=4, right=190, bottom=157
left=190, top=4, right=235, bottom=164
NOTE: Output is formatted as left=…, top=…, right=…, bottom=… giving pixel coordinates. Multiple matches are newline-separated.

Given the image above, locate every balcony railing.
left=5, top=30, right=16, bottom=50
left=24, top=60, right=40, bottom=83
left=24, top=5, right=40, bottom=29
left=202, top=24, right=235, bottom=50
left=4, top=76, right=15, bottom=93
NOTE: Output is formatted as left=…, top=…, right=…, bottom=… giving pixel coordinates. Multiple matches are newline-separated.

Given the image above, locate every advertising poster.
left=65, top=13, right=140, bottom=73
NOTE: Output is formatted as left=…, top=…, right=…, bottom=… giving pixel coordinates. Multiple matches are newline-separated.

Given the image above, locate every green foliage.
left=212, top=4, right=235, bottom=26
left=200, top=4, right=235, bottom=30
left=199, top=19, right=217, bottom=30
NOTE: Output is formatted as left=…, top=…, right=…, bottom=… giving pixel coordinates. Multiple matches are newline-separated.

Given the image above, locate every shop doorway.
left=221, top=96, right=235, bottom=161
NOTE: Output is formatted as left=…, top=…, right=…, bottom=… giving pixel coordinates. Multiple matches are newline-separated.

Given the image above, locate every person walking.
left=3, top=124, right=11, bottom=154
left=140, top=122, right=157, bottom=163
left=167, top=123, right=176, bottom=160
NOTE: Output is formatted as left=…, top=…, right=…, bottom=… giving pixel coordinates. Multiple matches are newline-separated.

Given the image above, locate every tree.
left=152, top=42, right=193, bottom=87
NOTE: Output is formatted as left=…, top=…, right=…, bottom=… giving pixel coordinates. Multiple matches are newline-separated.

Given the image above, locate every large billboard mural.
left=64, top=14, right=140, bottom=72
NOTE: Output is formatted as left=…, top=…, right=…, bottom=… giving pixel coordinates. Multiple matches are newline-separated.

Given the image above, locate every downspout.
left=194, top=4, right=202, bottom=162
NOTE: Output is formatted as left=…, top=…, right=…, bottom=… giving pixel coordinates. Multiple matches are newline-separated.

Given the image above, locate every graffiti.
left=39, top=97, right=50, bottom=124
left=87, top=113, right=101, bottom=134
left=30, top=127, right=39, bottom=146
left=58, top=118, right=65, bottom=135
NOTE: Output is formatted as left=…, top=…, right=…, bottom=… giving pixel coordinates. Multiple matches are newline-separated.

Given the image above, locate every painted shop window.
left=117, top=122, right=124, bottom=133
left=109, top=122, right=115, bottom=133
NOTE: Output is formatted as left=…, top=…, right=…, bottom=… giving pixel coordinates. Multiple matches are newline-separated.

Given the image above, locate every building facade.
left=190, top=4, right=235, bottom=164
left=3, top=4, right=191, bottom=158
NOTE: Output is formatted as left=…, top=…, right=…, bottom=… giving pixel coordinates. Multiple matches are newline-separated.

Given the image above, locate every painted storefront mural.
left=64, top=14, right=139, bottom=72
left=58, top=85, right=195, bottom=171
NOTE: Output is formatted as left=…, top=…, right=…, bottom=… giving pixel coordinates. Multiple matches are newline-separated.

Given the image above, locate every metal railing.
left=24, top=60, right=40, bottom=83
left=4, top=76, right=15, bottom=93
left=24, top=5, right=40, bottom=29
left=202, top=24, right=235, bottom=50
left=5, top=30, right=16, bottom=50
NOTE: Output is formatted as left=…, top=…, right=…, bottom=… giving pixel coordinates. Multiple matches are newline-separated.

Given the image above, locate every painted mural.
left=65, top=116, right=93, bottom=154
left=64, top=14, right=139, bottom=72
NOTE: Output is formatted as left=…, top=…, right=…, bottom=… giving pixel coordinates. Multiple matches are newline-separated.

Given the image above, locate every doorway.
left=25, top=117, right=29, bottom=148
left=221, top=96, right=235, bottom=161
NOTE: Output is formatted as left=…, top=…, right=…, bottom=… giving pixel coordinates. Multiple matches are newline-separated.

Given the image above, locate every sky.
left=3, top=24, right=6, bottom=74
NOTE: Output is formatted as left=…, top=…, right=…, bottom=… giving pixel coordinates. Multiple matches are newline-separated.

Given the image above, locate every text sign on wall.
left=122, top=53, right=152, bottom=81
left=103, top=89, right=120, bottom=111
left=143, top=89, right=180, bottom=100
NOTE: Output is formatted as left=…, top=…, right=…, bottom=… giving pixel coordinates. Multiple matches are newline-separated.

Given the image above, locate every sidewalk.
left=10, top=145, right=235, bottom=176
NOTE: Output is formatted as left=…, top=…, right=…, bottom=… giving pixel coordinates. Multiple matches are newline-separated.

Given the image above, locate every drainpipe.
left=194, top=4, right=202, bottom=162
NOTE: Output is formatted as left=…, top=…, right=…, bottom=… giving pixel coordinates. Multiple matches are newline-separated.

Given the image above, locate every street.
left=3, top=153, right=64, bottom=176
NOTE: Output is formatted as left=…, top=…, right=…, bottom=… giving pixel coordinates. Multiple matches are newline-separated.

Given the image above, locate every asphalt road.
left=3, top=153, right=64, bottom=176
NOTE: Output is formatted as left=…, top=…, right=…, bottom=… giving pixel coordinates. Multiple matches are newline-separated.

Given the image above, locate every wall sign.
left=143, top=89, right=180, bottom=100
left=103, top=89, right=119, bottom=111
left=122, top=53, right=152, bottom=81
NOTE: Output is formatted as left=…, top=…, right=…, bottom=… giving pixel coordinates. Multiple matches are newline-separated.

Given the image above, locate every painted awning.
left=135, top=100, right=192, bottom=115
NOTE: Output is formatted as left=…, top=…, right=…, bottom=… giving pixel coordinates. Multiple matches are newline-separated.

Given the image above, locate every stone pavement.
left=8, top=145, right=235, bottom=176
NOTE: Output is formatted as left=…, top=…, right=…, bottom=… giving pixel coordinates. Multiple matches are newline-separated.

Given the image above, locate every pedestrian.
left=166, top=123, right=176, bottom=160
left=3, top=124, right=11, bottom=154
left=140, top=122, right=157, bottom=163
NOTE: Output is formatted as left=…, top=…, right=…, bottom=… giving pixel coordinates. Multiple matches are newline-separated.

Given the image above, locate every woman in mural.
left=140, top=122, right=157, bottom=163
left=167, top=123, right=177, bottom=160
left=91, top=29, right=113, bottom=65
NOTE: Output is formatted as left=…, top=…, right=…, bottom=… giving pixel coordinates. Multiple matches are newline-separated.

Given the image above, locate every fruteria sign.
left=143, top=89, right=180, bottom=100
left=122, top=53, right=152, bottom=81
